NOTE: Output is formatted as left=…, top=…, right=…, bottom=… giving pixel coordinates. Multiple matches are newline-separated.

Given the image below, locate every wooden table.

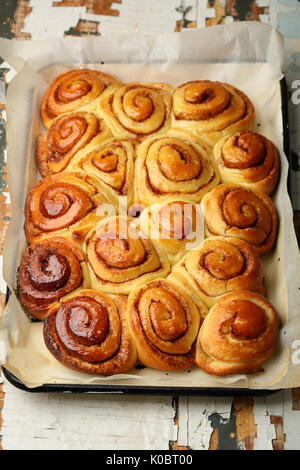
left=0, top=0, right=299, bottom=451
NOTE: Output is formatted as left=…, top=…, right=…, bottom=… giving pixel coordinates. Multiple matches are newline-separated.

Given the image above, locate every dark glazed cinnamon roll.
left=19, top=237, right=89, bottom=320
left=43, top=290, right=137, bottom=375
left=41, top=68, right=120, bottom=129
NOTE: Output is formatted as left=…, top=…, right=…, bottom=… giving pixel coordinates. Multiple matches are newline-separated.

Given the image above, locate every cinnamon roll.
left=169, top=237, right=265, bottom=308
left=135, top=129, right=219, bottom=206
left=202, top=183, right=277, bottom=256
left=128, top=278, right=207, bottom=371
left=98, top=82, right=172, bottom=140
left=84, top=216, right=170, bottom=294
left=196, top=290, right=279, bottom=376
left=213, top=131, right=279, bottom=195
left=67, top=137, right=136, bottom=208
left=36, top=112, right=111, bottom=177
left=25, top=171, right=116, bottom=247
left=172, top=81, right=255, bottom=147
left=19, top=237, right=89, bottom=320
left=139, top=200, right=203, bottom=266
left=43, top=289, right=137, bottom=375
left=41, top=68, right=120, bottom=129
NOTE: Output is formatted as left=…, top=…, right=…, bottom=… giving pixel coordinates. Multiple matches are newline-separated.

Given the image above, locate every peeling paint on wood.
left=233, top=397, right=257, bottom=450
left=270, top=416, right=286, bottom=450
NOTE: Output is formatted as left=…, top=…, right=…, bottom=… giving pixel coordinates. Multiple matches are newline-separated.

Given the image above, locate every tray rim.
left=1, top=77, right=291, bottom=396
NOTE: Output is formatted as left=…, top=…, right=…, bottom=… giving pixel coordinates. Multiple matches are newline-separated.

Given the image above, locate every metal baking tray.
left=1, top=77, right=291, bottom=396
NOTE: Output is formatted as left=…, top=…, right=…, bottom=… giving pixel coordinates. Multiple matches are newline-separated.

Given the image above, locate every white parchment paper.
left=0, top=22, right=299, bottom=390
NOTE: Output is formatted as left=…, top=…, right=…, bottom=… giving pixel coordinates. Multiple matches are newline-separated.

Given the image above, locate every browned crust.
left=195, top=290, right=279, bottom=376
left=41, top=69, right=120, bottom=129
left=203, top=183, right=278, bottom=256
left=128, top=279, right=204, bottom=371
left=43, top=291, right=137, bottom=375
left=18, top=237, right=85, bottom=320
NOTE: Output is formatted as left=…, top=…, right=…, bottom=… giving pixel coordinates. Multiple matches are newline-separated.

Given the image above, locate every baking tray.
left=1, top=77, right=291, bottom=396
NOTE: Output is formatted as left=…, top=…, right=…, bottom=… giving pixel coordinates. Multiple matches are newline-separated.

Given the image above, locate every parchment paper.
left=0, top=22, right=299, bottom=390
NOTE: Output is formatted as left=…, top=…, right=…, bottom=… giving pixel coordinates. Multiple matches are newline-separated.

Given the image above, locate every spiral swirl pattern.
left=196, top=290, right=279, bottom=376
left=84, top=216, right=170, bottom=294
left=213, top=131, right=279, bottom=195
left=69, top=138, right=136, bottom=207
left=41, top=69, right=119, bottom=129
left=43, top=290, right=137, bottom=375
left=203, top=183, right=277, bottom=255
left=98, top=82, right=172, bottom=139
left=128, top=278, right=207, bottom=370
left=169, top=237, right=265, bottom=307
left=19, top=237, right=86, bottom=320
left=140, top=201, right=200, bottom=266
left=36, top=112, right=110, bottom=177
left=136, top=130, right=219, bottom=206
left=172, top=81, right=255, bottom=147
left=25, top=172, right=114, bottom=245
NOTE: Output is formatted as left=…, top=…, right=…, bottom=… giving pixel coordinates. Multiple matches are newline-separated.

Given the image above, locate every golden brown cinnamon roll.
left=213, top=131, right=279, bottom=195
left=139, top=200, right=203, bottom=266
left=19, top=237, right=89, bottom=320
left=44, top=289, right=137, bottom=375
left=84, top=215, right=170, bottom=295
left=196, top=290, right=279, bottom=376
left=135, top=129, right=219, bottom=206
left=169, top=237, right=265, bottom=308
left=98, top=82, right=172, bottom=139
left=25, top=171, right=116, bottom=247
left=41, top=68, right=120, bottom=129
left=202, top=183, right=277, bottom=256
left=67, top=137, right=136, bottom=208
left=36, top=112, right=111, bottom=177
left=128, top=278, right=207, bottom=371
left=172, top=81, right=255, bottom=147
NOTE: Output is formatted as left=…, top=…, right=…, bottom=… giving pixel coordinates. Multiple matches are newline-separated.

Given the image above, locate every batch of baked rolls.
left=18, top=68, right=281, bottom=378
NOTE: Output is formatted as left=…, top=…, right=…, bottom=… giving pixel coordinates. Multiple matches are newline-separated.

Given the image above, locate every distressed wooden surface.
left=0, top=0, right=299, bottom=450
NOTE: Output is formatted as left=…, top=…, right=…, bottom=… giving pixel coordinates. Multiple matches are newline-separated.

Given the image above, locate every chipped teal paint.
left=278, top=11, right=300, bottom=38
